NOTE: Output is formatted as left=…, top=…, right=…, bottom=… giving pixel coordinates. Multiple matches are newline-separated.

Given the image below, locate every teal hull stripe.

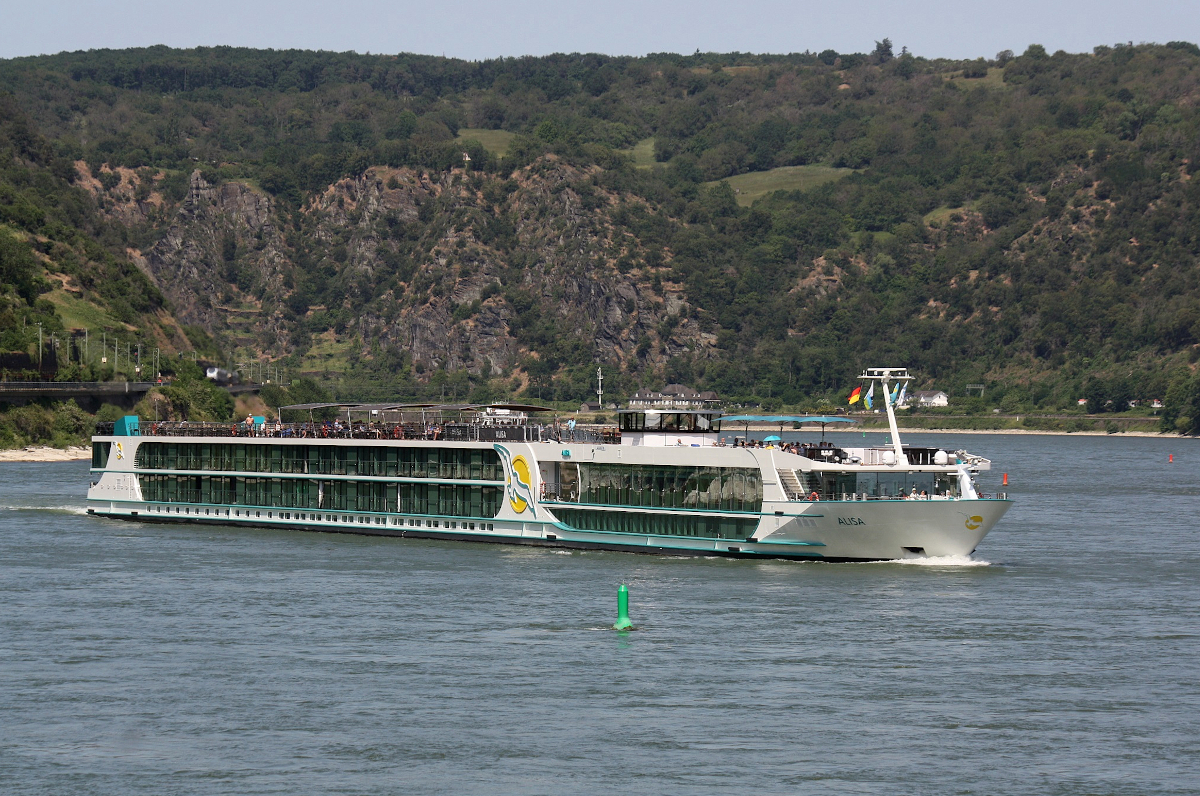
left=545, top=501, right=762, bottom=516
left=116, top=500, right=498, bottom=523
left=547, top=521, right=824, bottom=547
left=93, top=502, right=827, bottom=554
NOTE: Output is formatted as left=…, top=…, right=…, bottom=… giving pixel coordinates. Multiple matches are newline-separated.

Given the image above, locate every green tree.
left=1162, top=370, right=1200, bottom=434
left=1084, top=378, right=1107, bottom=413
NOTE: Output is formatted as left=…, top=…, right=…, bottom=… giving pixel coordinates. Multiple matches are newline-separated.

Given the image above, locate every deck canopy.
left=717, top=415, right=859, bottom=425
left=718, top=414, right=859, bottom=440
left=279, top=401, right=556, bottom=415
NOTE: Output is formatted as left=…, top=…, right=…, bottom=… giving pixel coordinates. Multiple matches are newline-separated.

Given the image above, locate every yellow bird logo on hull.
left=965, top=515, right=983, bottom=531
left=494, top=445, right=536, bottom=516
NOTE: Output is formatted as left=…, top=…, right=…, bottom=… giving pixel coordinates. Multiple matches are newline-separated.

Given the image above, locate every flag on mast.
left=897, top=383, right=907, bottom=407
left=864, top=383, right=875, bottom=410
left=848, top=385, right=862, bottom=404
left=889, top=383, right=900, bottom=406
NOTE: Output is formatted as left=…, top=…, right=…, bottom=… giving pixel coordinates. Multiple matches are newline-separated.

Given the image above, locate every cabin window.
left=396, top=483, right=502, bottom=519
left=565, top=464, right=763, bottom=512
left=92, top=442, right=111, bottom=468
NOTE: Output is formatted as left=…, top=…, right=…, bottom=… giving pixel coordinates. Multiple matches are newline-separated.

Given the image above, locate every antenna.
left=858, top=368, right=913, bottom=465
left=596, top=366, right=603, bottom=407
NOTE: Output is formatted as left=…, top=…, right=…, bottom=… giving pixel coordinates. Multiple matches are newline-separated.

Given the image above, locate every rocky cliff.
left=115, top=157, right=710, bottom=380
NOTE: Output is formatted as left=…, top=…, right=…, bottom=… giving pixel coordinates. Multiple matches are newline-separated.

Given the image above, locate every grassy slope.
left=298, top=330, right=355, bottom=376
left=922, top=203, right=977, bottom=225
left=43, top=286, right=131, bottom=331
left=706, top=165, right=858, bottom=206
left=940, top=67, right=1008, bottom=88
left=620, top=138, right=657, bottom=168
left=455, top=129, right=516, bottom=156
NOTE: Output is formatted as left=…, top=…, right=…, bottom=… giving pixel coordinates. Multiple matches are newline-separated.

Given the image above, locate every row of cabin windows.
left=134, top=443, right=502, bottom=480
left=145, top=505, right=496, bottom=533
left=136, top=475, right=503, bottom=518
left=797, top=471, right=960, bottom=499
left=561, top=464, right=763, bottom=513
left=554, top=508, right=759, bottom=541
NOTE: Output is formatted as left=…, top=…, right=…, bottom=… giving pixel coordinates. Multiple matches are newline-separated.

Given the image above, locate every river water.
left=1, top=433, right=1198, bottom=795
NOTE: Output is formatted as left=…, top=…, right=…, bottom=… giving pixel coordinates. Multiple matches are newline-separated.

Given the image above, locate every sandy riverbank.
left=893, top=427, right=1173, bottom=437
left=0, top=446, right=91, bottom=462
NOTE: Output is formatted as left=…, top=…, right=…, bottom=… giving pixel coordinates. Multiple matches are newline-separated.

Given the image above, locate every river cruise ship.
left=87, top=368, right=1010, bottom=561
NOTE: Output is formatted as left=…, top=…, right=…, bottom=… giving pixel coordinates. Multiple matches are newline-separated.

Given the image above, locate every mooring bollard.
left=613, top=583, right=633, bottom=630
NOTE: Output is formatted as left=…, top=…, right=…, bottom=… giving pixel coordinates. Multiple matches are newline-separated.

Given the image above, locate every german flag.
left=848, top=385, right=862, bottom=405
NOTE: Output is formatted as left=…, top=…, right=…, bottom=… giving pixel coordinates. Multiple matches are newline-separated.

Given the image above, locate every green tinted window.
left=134, top=443, right=502, bottom=482
left=92, top=442, right=111, bottom=468
left=574, top=464, right=762, bottom=513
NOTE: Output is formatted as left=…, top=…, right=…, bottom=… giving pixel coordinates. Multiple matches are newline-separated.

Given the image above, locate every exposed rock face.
left=135, top=158, right=713, bottom=377
left=146, top=170, right=291, bottom=351
left=73, top=162, right=166, bottom=228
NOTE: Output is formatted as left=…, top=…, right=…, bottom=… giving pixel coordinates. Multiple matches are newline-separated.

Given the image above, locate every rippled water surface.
left=2, top=433, right=1199, bottom=794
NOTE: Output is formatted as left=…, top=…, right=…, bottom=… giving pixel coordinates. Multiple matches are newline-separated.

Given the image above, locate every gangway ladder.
left=776, top=468, right=806, bottom=500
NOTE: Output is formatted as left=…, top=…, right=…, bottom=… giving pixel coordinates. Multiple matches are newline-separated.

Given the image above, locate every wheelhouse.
left=617, top=409, right=724, bottom=447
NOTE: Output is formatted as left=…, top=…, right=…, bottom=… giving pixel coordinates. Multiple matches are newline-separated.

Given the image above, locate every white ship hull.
left=87, top=434, right=1010, bottom=562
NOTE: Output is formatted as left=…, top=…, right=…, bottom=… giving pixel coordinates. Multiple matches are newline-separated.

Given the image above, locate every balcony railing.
left=97, top=420, right=619, bottom=444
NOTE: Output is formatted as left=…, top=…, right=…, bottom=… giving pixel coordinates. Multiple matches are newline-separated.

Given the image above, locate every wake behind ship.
left=87, top=368, right=1011, bottom=561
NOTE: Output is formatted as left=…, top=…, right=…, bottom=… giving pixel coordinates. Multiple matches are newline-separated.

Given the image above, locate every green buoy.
left=613, top=583, right=634, bottom=630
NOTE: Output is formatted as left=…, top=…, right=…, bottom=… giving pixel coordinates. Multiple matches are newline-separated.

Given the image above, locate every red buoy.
left=1002, top=473, right=1008, bottom=486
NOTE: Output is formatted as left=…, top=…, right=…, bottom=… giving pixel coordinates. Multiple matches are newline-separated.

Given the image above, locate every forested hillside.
left=3, top=41, right=1200, bottom=429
